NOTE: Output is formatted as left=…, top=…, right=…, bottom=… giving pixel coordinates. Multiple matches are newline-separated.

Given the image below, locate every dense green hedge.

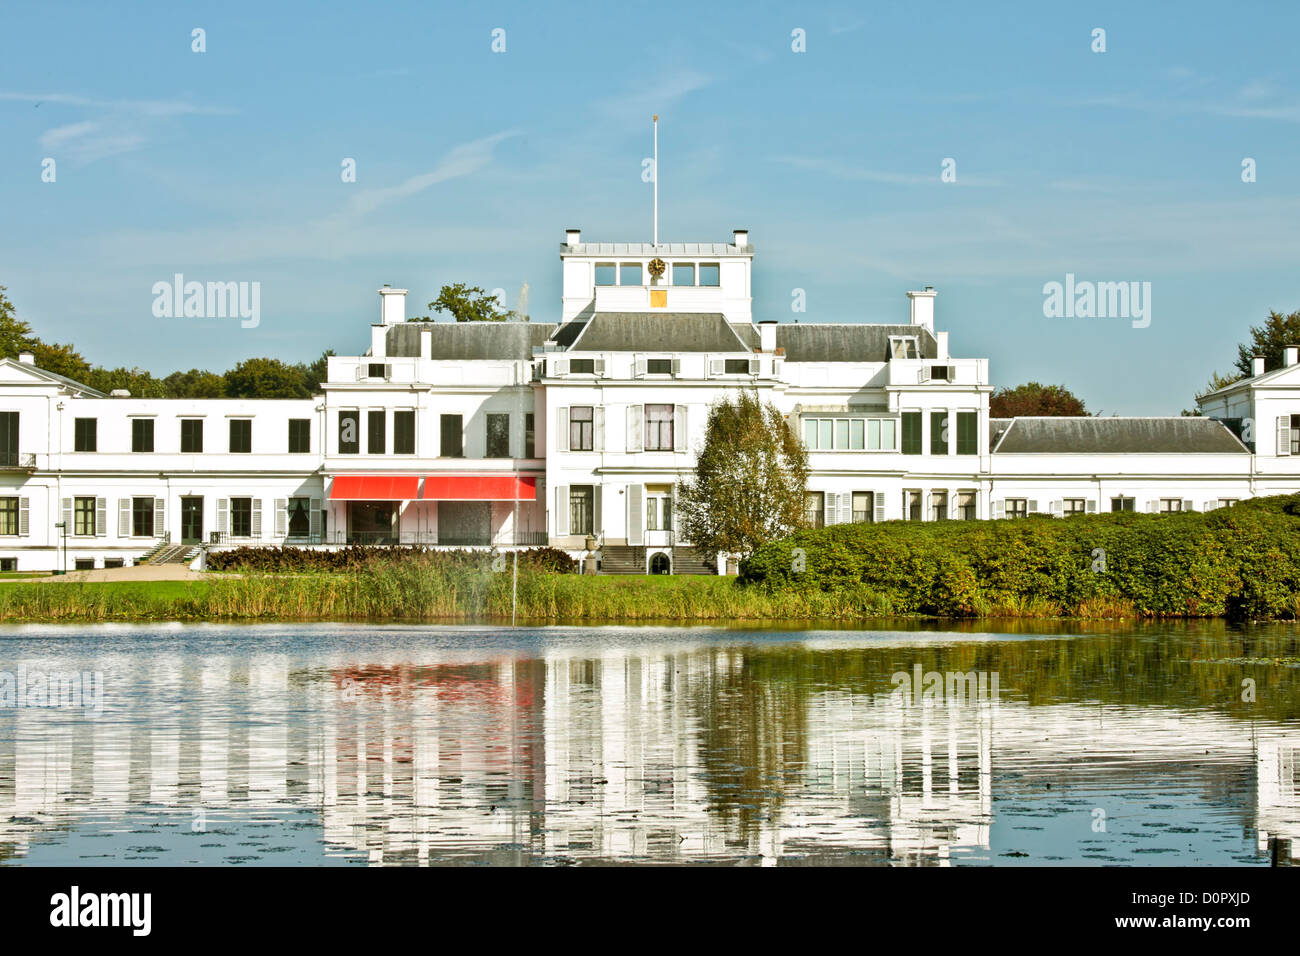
left=738, top=494, right=1300, bottom=620
left=207, top=545, right=577, bottom=574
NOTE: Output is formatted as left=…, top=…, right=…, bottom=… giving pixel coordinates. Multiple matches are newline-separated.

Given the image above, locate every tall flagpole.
left=652, top=114, right=658, bottom=247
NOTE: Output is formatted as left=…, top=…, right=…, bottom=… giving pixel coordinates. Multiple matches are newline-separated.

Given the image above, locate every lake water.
left=0, top=621, right=1296, bottom=866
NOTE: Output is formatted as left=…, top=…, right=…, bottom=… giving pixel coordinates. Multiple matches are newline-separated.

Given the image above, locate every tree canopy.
left=414, top=283, right=514, bottom=322
left=0, top=284, right=332, bottom=398
left=1230, top=309, right=1300, bottom=378
left=989, top=382, right=1088, bottom=417
left=675, top=391, right=811, bottom=560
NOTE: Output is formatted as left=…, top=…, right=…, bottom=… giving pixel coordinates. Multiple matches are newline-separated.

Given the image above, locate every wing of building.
left=0, top=226, right=1291, bottom=574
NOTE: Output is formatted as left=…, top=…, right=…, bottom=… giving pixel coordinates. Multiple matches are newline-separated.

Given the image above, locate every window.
left=0, top=412, right=17, bottom=467
left=889, top=336, right=919, bottom=359
left=0, top=497, right=17, bottom=535
left=901, top=412, right=922, bottom=455
left=74, top=417, right=97, bottom=452
left=132, top=496, right=155, bottom=537
left=230, top=497, right=252, bottom=537
left=1111, top=497, right=1135, bottom=513
left=524, top=413, right=535, bottom=458
left=288, top=497, right=311, bottom=538
left=1005, top=498, right=1028, bottom=519
left=930, top=412, right=948, bottom=455
left=569, top=486, right=594, bottom=535
left=931, top=491, right=949, bottom=522
left=440, top=414, right=463, bottom=457
left=1160, top=499, right=1183, bottom=513
left=699, top=263, right=720, bottom=286
left=367, top=362, right=386, bottom=379
left=181, top=419, right=203, bottom=454
left=367, top=410, right=385, bottom=454
left=0, top=558, right=15, bottom=572
left=229, top=419, right=252, bottom=454
left=75, top=559, right=95, bottom=571
left=645, top=404, right=674, bottom=451
left=288, top=418, right=311, bottom=454
left=132, top=419, right=154, bottom=453
left=486, top=413, right=510, bottom=458
left=805, top=492, right=825, bottom=528
left=803, top=417, right=896, bottom=451
left=927, top=365, right=952, bottom=382
left=619, top=263, right=642, bottom=286
left=956, top=491, right=977, bottom=520
left=646, top=358, right=672, bottom=374
left=1219, top=498, right=1238, bottom=508
left=569, top=406, right=594, bottom=451
left=903, top=490, right=922, bottom=521
left=103, top=558, right=123, bottom=569
left=595, top=263, right=616, bottom=286
left=338, top=411, right=359, bottom=454
left=672, top=263, right=694, bottom=286
left=852, top=491, right=873, bottom=523
left=569, top=358, right=595, bottom=374
left=1063, top=498, right=1087, bottom=516
left=646, top=495, right=673, bottom=531
left=394, top=411, right=415, bottom=455
left=74, top=496, right=96, bottom=535
left=956, top=412, right=978, bottom=455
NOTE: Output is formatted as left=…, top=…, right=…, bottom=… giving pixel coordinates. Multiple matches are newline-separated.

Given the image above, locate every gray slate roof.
left=775, top=324, right=939, bottom=362
left=567, top=313, right=752, bottom=353
left=386, top=322, right=555, bottom=360
left=993, top=417, right=1250, bottom=454
left=989, top=418, right=1013, bottom=451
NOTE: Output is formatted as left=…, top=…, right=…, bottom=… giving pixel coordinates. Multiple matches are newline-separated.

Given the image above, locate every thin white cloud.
left=0, top=91, right=234, bottom=116
left=772, top=155, right=999, bottom=187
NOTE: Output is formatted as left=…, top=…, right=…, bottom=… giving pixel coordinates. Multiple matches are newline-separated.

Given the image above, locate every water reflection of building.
left=0, top=646, right=1296, bottom=865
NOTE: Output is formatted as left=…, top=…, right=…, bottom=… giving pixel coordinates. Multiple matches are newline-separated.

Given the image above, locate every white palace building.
left=1, top=225, right=1298, bottom=574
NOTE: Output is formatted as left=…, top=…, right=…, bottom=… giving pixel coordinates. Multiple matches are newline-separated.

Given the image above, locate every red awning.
left=329, top=475, right=421, bottom=500
left=421, top=475, right=536, bottom=501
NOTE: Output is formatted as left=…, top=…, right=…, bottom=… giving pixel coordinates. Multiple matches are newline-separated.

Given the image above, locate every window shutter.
left=217, top=498, right=229, bottom=535
left=992, top=499, right=1003, bottom=518
left=748, top=358, right=759, bottom=375
left=252, top=500, right=262, bottom=538
left=593, top=485, right=603, bottom=534
left=873, top=492, right=885, bottom=523
left=556, top=407, right=569, bottom=452
left=709, top=359, right=724, bottom=376
left=154, top=498, right=165, bottom=536
left=384, top=363, right=392, bottom=380
left=95, top=497, right=107, bottom=536
left=62, top=497, right=72, bottom=531
left=1182, top=499, right=1193, bottom=512
left=554, top=358, right=569, bottom=377
left=1086, top=500, right=1097, bottom=514
left=634, top=356, right=647, bottom=378
left=118, top=499, right=130, bottom=537
left=18, top=498, right=29, bottom=536
left=1146, top=500, right=1158, bottom=513
left=919, top=366, right=931, bottom=383
left=674, top=405, right=687, bottom=452
left=555, top=485, right=569, bottom=536
left=275, top=499, right=288, bottom=536
left=824, top=493, right=837, bottom=526
left=1279, top=417, right=1292, bottom=456
left=593, top=358, right=605, bottom=377
left=627, top=484, right=643, bottom=545
left=838, top=493, right=852, bottom=524
left=1204, top=499, right=1217, bottom=511
left=671, top=358, right=681, bottom=375
left=310, top=499, right=321, bottom=537
left=626, top=405, right=643, bottom=452
left=1050, top=500, right=1063, bottom=516
left=594, top=407, right=605, bottom=452
left=1027, top=499, right=1038, bottom=514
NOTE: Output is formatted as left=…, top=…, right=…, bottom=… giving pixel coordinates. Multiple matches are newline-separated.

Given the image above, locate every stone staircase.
left=140, top=542, right=202, bottom=566
left=671, top=546, right=718, bottom=575
left=599, top=545, right=646, bottom=575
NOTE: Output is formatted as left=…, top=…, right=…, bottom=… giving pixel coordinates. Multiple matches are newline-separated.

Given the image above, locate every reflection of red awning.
left=329, top=475, right=421, bottom=500
left=421, top=475, right=536, bottom=501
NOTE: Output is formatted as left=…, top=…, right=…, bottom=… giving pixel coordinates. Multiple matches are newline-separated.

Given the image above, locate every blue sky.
left=3, top=0, right=1299, bottom=413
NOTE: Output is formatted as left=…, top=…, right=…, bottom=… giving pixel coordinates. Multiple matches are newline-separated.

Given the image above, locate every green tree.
left=676, top=390, right=811, bottom=561
left=300, top=350, right=333, bottom=392
left=1231, top=309, right=1300, bottom=377
left=990, top=382, right=1088, bottom=417
left=419, top=283, right=513, bottom=322
left=224, top=357, right=311, bottom=398
left=0, top=286, right=39, bottom=357
left=162, top=368, right=228, bottom=398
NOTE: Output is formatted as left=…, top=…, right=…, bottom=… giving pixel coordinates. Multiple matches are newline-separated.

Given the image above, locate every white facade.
left=0, top=226, right=1290, bottom=573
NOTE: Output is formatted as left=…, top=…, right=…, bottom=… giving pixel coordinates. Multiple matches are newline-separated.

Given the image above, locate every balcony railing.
left=0, top=452, right=36, bottom=470
left=208, top=530, right=551, bottom=548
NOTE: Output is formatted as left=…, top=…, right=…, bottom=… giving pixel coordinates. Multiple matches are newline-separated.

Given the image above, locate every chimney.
left=565, top=227, right=581, bottom=247
left=420, top=326, right=432, bottom=360
left=17, top=352, right=34, bottom=365
left=936, top=330, right=949, bottom=360
left=378, top=285, right=408, bottom=326
left=733, top=228, right=749, bottom=248
left=758, top=320, right=776, bottom=352
left=1286, top=346, right=1299, bottom=367
left=1253, top=355, right=1266, bottom=376
left=907, top=286, right=936, bottom=333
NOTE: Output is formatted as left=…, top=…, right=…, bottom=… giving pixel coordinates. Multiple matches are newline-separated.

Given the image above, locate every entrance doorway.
left=649, top=551, right=672, bottom=575
left=348, top=501, right=396, bottom=545
left=180, top=496, right=203, bottom=545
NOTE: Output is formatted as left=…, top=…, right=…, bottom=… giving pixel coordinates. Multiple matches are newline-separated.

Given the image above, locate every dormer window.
left=619, top=263, right=643, bottom=286
left=889, top=336, right=920, bottom=359
left=595, top=263, right=616, bottom=286
left=672, top=263, right=695, bottom=286
left=699, top=263, right=720, bottom=287
left=569, top=359, right=596, bottom=374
